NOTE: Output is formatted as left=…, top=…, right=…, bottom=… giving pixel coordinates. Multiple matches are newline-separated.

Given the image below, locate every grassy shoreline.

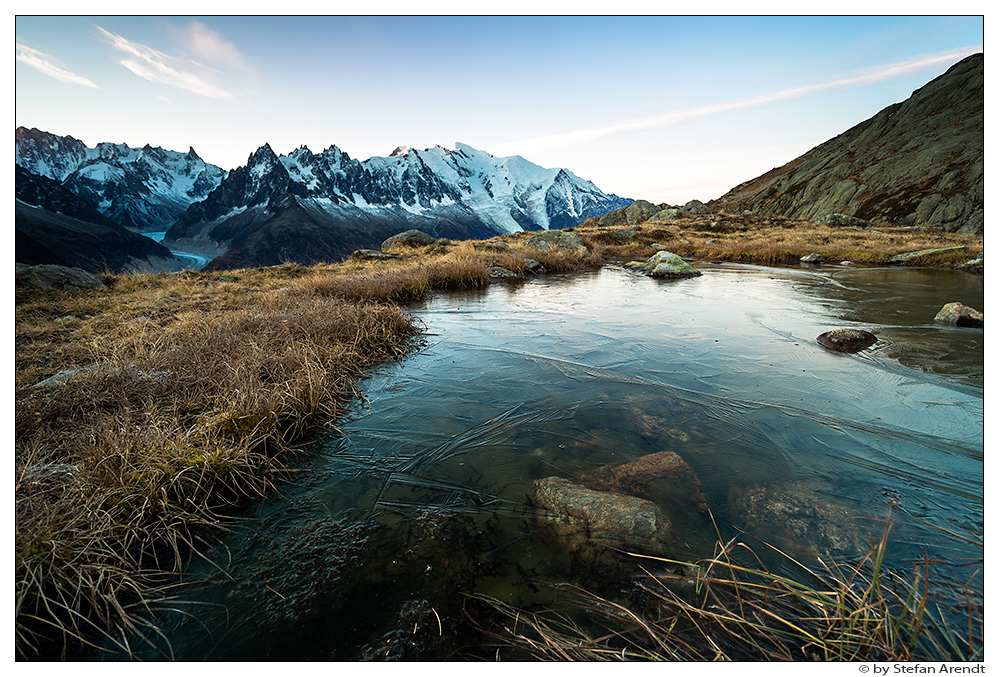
left=14, top=218, right=983, bottom=658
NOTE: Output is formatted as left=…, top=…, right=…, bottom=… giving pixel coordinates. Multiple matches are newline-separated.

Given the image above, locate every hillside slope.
left=709, top=53, right=983, bottom=234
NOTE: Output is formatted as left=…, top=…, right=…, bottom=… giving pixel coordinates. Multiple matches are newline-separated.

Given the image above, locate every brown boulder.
left=532, top=477, right=673, bottom=546
left=582, top=451, right=708, bottom=512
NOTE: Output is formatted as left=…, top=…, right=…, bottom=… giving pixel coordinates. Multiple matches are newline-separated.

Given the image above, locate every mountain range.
left=16, top=129, right=630, bottom=272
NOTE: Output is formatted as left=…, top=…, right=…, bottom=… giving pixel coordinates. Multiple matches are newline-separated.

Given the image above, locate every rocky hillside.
left=708, top=53, right=983, bottom=234
left=16, top=166, right=182, bottom=274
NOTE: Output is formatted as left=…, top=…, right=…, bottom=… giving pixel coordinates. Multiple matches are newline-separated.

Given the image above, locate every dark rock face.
left=709, top=54, right=984, bottom=234
left=16, top=167, right=181, bottom=274
left=816, top=328, right=878, bottom=353
left=934, top=302, right=983, bottom=327
left=532, top=477, right=673, bottom=547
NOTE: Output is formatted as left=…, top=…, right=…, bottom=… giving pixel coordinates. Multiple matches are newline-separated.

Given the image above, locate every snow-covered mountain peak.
left=15, top=127, right=227, bottom=230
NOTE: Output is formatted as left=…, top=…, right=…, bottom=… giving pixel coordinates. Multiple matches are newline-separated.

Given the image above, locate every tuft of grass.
left=472, top=524, right=983, bottom=662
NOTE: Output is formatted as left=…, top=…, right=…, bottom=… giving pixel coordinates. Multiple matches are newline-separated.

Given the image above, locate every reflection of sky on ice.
left=142, top=263, right=983, bottom=660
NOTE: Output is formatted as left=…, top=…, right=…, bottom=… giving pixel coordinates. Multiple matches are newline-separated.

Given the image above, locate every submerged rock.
left=523, top=229, right=589, bottom=255
left=934, top=302, right=983, bottom=327
left=582, top=451, right=709, bottom=512
left=728, top=481, right=888, bottom=558
left=816, top=328, right=877, bottom=353
left=624, top=250, right=702, bottom=279
left=532, top=477, right=673, bottom=546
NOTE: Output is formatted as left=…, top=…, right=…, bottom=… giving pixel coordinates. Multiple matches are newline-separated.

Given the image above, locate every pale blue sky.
left=15, top=14, right=985, bottom=203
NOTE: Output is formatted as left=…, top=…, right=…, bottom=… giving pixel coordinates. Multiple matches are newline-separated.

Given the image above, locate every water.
left=142, top=231, right=213, bottom=270
left=119, top=262, right=984, bottom=660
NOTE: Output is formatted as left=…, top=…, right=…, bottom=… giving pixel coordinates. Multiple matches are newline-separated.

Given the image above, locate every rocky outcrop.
left=623, top=250, right=702, bottom=279
left=523, top=229, right=589, bottom=255
left=933, top=302, right=983, bottom=327
left=598, top=199, right=661, bottom=226
left=15, top=264, right=106, bottom=291
left=815, top=213, right=869, bottom=228
left=816, top=329, right=877, bottom=353
left=532, top=477, right=673, bottom=546
left=709, top=54, right=983, bottom=234
left=381, top=229, right=438, bottom=250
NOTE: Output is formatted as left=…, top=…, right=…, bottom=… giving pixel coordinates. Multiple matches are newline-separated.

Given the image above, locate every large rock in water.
left=708, top=54, right=983, bottom=234
left=532, top=477, right=673, bottom=546
left=816, top=328, right=877, bottom=353
left=523, top=229, right=589, bottom=255
left=934, top=302, right=983, bottom=327
left=624, top=250, right=702, bottom=279
left=582, top=451, right=709, bottom=512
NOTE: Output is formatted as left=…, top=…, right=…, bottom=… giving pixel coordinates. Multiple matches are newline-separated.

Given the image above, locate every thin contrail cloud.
left=493, top=46, right=982, bottom=156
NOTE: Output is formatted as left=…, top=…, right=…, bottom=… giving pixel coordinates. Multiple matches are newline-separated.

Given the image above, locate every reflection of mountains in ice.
left=143, top=231, right=212, bottom=270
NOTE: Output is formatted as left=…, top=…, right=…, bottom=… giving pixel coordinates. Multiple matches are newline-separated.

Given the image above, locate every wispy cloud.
left=95, top=25, right=233, bottom=99
left=178, top=20, right=247, bottom=70
left=16, top=43, right=100, bottom=88
left=494, top=46, right=982, bottom=155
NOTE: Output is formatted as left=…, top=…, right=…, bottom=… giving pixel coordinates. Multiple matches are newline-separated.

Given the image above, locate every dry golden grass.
left=574, top=213, right=983, bottom=268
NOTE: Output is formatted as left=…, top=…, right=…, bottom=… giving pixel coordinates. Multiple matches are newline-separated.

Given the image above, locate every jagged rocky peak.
left=248, top=143, right=280, bottom=165
left=389, top=145, right=410, bottom=157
